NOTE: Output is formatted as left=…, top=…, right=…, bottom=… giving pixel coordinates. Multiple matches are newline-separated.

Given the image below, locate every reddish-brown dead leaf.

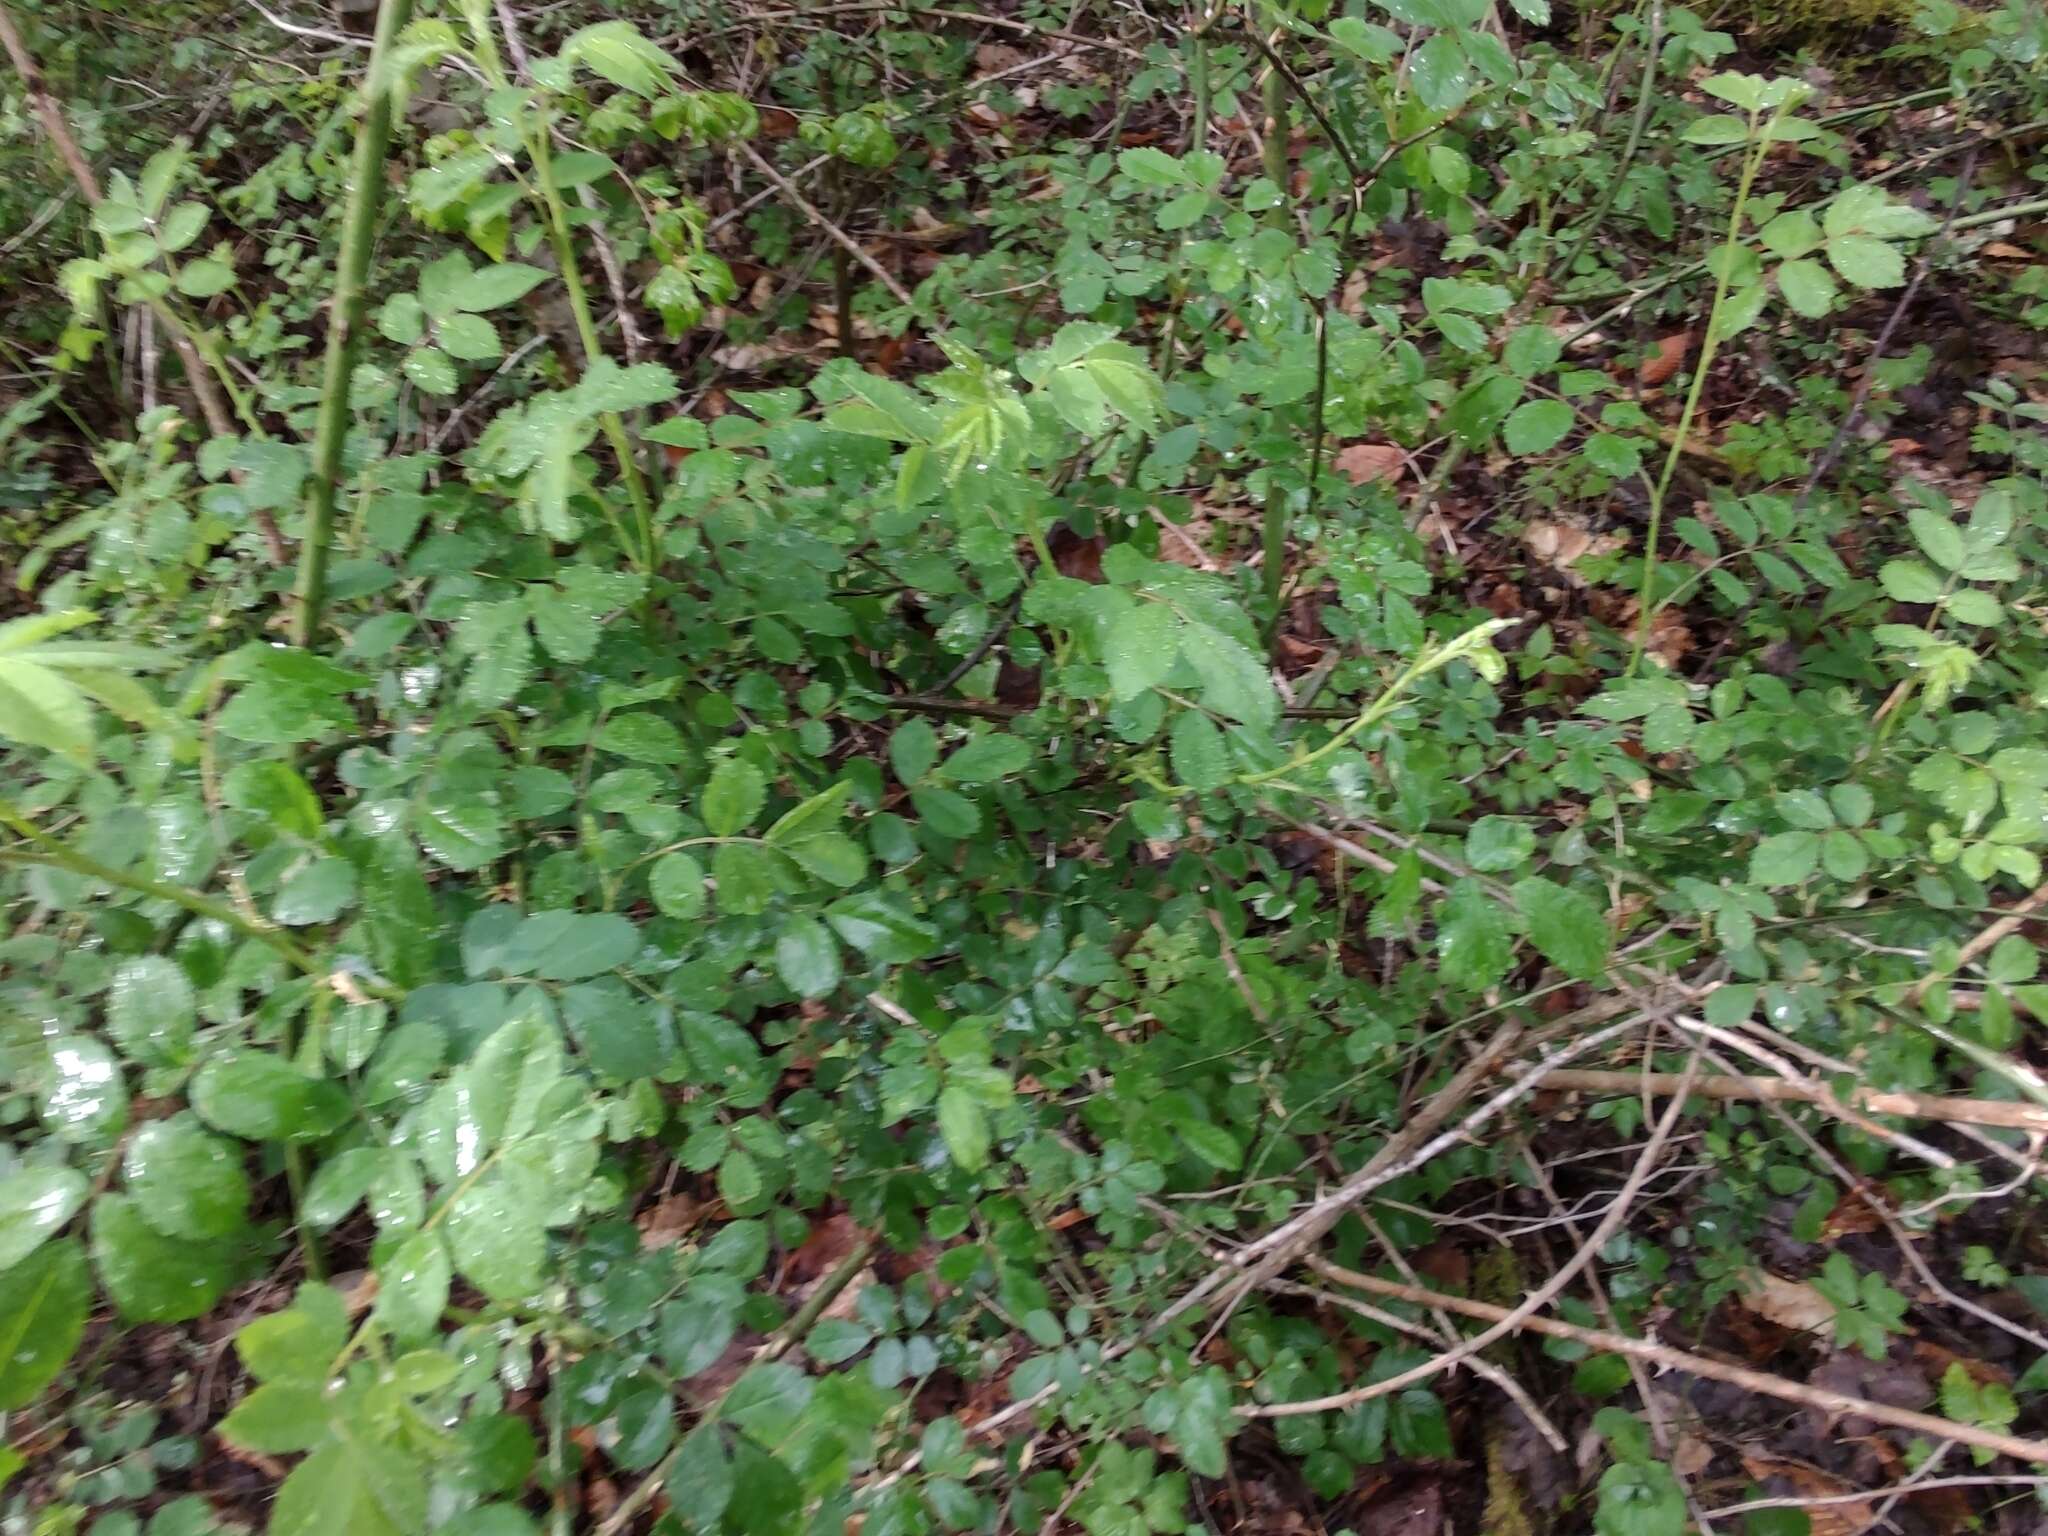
left=784, top=1213, right=871, bottom=1285
left=1639, top=331, right=1695, bottom=387
left=1738, top=1456, right=1872, bottom=1536
left=1333, top=441, right=1406, bottom=484
left=1049, top=527, right=1105, bottom=582
left=638, top=1192, right=705, bottom=1251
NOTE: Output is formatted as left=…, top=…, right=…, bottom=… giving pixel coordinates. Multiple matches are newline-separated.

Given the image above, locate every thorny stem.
left=291, top=0, right=415, bottom=647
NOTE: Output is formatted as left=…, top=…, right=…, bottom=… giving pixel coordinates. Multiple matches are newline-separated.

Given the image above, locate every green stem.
left=0, top=801, right=402, bottom=1001
left=528, top=126, right=657, bottom=571
left=0, top=825, right=317, bottom=975
left=1261, top=482, right=1290, bottom=614
left=1134, top=619, right=1510, bottom=799
left=1950, top=194, right=2048, bottom=232
left=290, top=0, right=414, bottom=649
left=1628, top=122, right=1770, bottom=676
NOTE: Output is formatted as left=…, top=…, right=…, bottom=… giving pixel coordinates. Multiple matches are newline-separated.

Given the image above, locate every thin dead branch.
left=1306, top=1259, right=2048, bottom=1465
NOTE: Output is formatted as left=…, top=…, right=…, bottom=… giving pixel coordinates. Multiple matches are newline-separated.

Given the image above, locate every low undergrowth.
left=5, top=1, right=2048, bottom=1533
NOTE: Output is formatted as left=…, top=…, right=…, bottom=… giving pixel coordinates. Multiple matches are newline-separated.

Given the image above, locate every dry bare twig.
left=1305, top=1259, right=2048, bottom=1464
left=1245, top=1046, right=1705, bottom=1419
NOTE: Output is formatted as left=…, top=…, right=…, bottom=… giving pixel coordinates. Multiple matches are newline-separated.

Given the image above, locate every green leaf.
left=271, top=1440, right=426, bottom=1536
left=40, top=1035, right=127, bottom=1142
left=304, top=1146, right=383, bottom=1228
left=1776, top=257, right=1838, bottom=317
left=712, top=841, right=778, bottom=916
left=1760, top=210, right=1822, bottom=258
left=157, top=201, right=208, bottom=252
left=649, top=851, right=708, bottom=918
left=827, top=893, right=937, bottom=963
left=378, top=292, right=425, bottom=344
left=1428, top=144, right=1472, bottom=194
left=717, top=1147, right=764, bottom=1210
left=1682, top=115, right=1752, bottom=144
left=1595, top=1457, right=1685, bottom=1536
left=1180, top=623, right=1277, bottom=727
left=192, top=1053, right=351, bottom=1142
left=437, top=312, right=500, bottom=362
left=273, top=858, right=358, bottom=927
left=403, top=346, right=458, bottom=396
left=806, top=1317, right=875, bottom=1366
left=913, top=784, right=980, bottom=838
left=0, top=1239, right=90, bottom=1409
left=1826, top=182, right=1939, bottom=241
left=1748, top=830, right=1820, bottom=887
left=1104, top=602, right=1180, bottom=701
left=0, top=1165, right=87, bottom=1269
left=679, top=1012, right=766, bottom=1097
left=659, top=1278, right=742, bottom=1377
left=218, top=1382, right=333, bottom=1454
left=938, top=733, right=1031, bottom=783
left=1878, top=559, right=1943, bottom=602
left=447, top=1177, right=546, bottom=1300
left=1436, top=880, right=1514, bottom=991
left=177, top=257, right=236, bottom=297
left=1514, top=877, right=1611, bottom=981
left=1503, top=399, right=1573, bottom=454
left=457, top=262, right=549, bottom=311
left=123, top=1115, right=249, bottom=1240
left=236, top=1285, right=347, bottom=1384
left=1444, top=372, right=1524, bottom=448
left=1410, top=31, right=1473, bottom=113
left=91, top=1194, right=231, bottom=1322
left=372, top=1229, right=451, bottom=1342
left=1909, top=505, right=1966, bottom=571
left=1946, top=588, right=2002, bottom=626
left=520, top=911, right=639, bottom=980
left=1700, top=71, right=1764, bottom=110
left=937, top=1085, right=991, bottom=1172
left=561, top=19, right=675, bottom=97
left=1170, top=710, right=1230, bottom=792
left=414, top=793, right=507, bottom=871
left=774, top=917, right=842, bottom=999
left=0, top=657, right=93, bottom=757
left=889, top=718, right=938, bottom=785
left=1826, top=233, right=1906, bottom=289
left=575, top=358, right=679, bottom=412
left=1117, top=147, right=1188, bottom=187
left=1178, top=1121, right=1244, bottom=1171
left=702, top=757, right=767, bottom=836
left=1464, top=816, right=1534, bottom=873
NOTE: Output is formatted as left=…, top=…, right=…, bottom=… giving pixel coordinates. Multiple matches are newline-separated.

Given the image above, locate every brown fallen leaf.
left=1523, top=520, right=1624, bottom=587
left=1333, top=441, right=1407, bottom=484
left=1739, top=1456, right=1872, bottom=1536
left=638, top=1192, right=705, bottom=1251
left=1639, top=331, right=1695, bottom=387
left=1738, top=1272, right=1833, bottom=1335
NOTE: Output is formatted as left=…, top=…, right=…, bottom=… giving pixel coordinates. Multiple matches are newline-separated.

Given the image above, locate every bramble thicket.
left=5, top=1, right=2048, bottom=1533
